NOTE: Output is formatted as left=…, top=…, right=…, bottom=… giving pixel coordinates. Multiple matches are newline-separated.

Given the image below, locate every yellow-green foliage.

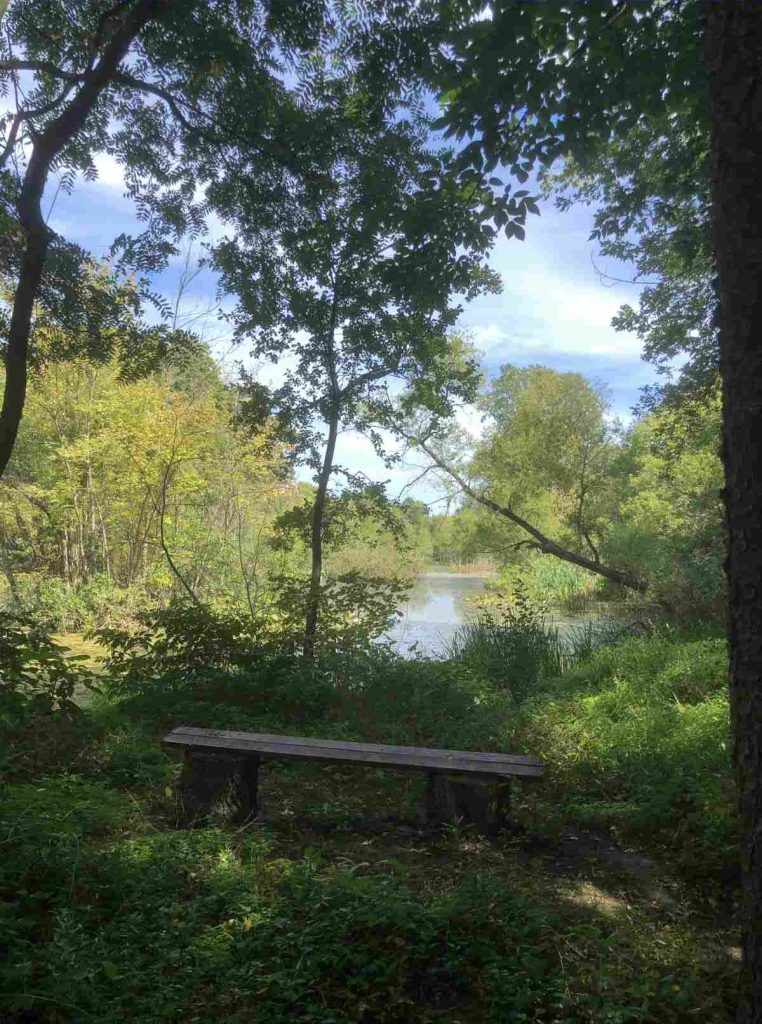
left=482, top=556, right=601, bottom=610
left=474, top=365, right=617, bottom=554
left=1, top=353, right=301, bottom=627
left=603, top=391, right=724, bottom=618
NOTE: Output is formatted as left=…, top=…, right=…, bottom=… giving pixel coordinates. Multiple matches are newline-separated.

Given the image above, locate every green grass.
left=506, top=632, right=733, bottom=889
left=0, top=625, right=738, bottom=1022
left=445, top=614, right=627, bottom=699
left=0, top=763, right=738, bottom=1023
left=52, top=633, right=107, bottom=667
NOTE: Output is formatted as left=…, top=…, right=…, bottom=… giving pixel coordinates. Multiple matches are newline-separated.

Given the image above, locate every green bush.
left=0, top=807, right=558, bottom=1022
left=0, top=619, right=738, bottom=1022
left=0, top=573, right=153, bottom=632
left=0, top=613, right=97, bottom=720
left=509, top=633, right=733, bottom=882
left=324, top=648, right=510, bottom=750
left=602, top=525, right=726, bottom=625
left=1, top=803, right=729, bottom=1023
left=97, top=637, right=509, bottom=756
left=92, top=602, right=511, bottom=752
left=96, top=603, right=275, bottom=683
left=0, top=777, right=136, bottom=1002
left=489, top=557, right=602, bottom=610
left=446, top=615, right=560, bottom=700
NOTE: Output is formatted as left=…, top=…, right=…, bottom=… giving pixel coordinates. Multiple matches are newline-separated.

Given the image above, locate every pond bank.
left=386, top=572, right=630, bottom=658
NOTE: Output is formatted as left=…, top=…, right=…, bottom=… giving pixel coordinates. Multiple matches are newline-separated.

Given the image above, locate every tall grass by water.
left=445, top=601, right=627, bottom=700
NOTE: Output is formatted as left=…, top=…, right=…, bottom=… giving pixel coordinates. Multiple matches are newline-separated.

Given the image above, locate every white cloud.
left=524, top=274, right=623, bottom=330
left=454, top=403, right=484, bottom=440
left=244, top=348, right=301, bottom=391
left=469, top=323, right=506, bottom=352
left=467, top=276, right=643, bottom=362
left=460, top=199, right=649, bottom=366
left=92, top=153, right=126, bottom=190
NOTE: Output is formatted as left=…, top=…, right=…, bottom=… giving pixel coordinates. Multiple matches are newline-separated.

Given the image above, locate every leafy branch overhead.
left=397, top=376, right=648, bottom=596
left=0, top=0, right=456, bottom=478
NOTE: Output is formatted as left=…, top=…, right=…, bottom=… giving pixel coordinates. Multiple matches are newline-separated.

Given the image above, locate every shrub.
left=267, top=569, right=411, bottom=652
left=0, top=614, right=108, bottom=781
left=0, top=573, right=153, bottom=632
left=94, top=602, right=511, bottom=752
left=0, top=776, right=136, bottom=1000
left=0, top=612, right=96, bottom=719
left=96, top=603, right=272, bottom=684
left=446, top=580, right=626, bottom=700
left=0, top=810, right=735, bottom=1023
left=483, top=557, right=604, bottom=611
left=1, top=803, right=562, bottom=1023
left=96, top=638, right=509, bottom=760
left=510, top=633, right=733, bottom=883
left=323, top=647, right=510, bottom=750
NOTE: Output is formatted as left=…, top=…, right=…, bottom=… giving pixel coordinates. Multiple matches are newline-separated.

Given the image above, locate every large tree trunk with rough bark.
left=703, top=2, right=762, bottom=1019
left=0, top=0, right=163, bottom=478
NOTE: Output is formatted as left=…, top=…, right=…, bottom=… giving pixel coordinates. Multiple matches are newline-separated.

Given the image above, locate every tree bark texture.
left=0, top=0, right=164, bottom=478
left=303, top=401, right=340, bottom=658
left=703, top=2, right=762, bottom=1019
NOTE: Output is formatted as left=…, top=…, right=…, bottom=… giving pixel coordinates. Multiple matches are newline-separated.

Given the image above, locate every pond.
left=384, top=572, right=626, bottom=658
left=385, top=572, right=489, bottom=656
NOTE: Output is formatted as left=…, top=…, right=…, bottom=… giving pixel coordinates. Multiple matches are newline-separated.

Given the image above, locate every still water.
left=385, top=572, right=625, bottom=657
left=385, top=572, right=488, bottom=656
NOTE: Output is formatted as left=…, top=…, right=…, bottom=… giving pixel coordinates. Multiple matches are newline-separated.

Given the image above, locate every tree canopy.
left=212, top=79, right=501, bottom=650
left=0, top=0, right=444, bottom=475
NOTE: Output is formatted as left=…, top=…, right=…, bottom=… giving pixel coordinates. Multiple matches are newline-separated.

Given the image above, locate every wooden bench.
left=163, top=726, right=543, bottom=834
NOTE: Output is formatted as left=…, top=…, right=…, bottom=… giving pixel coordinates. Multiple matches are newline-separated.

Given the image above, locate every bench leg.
left=426, top=773, right=511, bottom=835
left=179, top=749, right=259, bottom=826
left=426, top=772, right=458, bottom=825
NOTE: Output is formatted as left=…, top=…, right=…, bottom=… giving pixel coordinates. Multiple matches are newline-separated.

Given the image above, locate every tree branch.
left=0, top=58, right=81, bottom=79
left=403, top=428, right=648, bottom=594
left=583, top=530, right=601, bottom=563
left=156, top=452, right=203, bottom=608
left=0, top=0, right=167, bottom=479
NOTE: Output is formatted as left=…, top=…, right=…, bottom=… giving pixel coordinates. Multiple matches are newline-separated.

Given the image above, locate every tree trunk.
left=62, top=527, right=70, bottom=584
left=303, top=403, right=340, bottom=659
left=0, top=0, right=164, bottom=478
left=0, top=216, right=48, bottom=478
left=703, top=3, right=762, bottom=1019
left=410, top=433, right=648, bottom=594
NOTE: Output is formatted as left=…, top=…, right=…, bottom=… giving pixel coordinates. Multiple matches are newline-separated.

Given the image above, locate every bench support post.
left=179, top=749, right=259, bottom=826
left=426, top=773, right=511, bottom=835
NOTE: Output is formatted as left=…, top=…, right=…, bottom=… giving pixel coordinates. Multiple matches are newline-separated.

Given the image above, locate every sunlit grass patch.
left=508, top=634, right=733, bottom=887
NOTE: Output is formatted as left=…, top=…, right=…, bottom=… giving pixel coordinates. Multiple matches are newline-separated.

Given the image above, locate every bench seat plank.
left=167, top=726, right=542, bottom=767
left=164, top=726, right=543, bottom=781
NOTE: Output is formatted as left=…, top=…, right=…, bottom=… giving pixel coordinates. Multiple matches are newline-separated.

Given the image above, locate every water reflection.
left=385, top=572, right=627, bottom=658
left=385, top=572, right=487, bottom=656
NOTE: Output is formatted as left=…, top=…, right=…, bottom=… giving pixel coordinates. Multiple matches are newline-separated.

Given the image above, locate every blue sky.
left=46, top=153, right=658, bottom=505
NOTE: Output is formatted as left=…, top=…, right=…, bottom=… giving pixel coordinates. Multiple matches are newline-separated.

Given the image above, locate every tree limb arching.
left=156, top=446, right=203, bottom=609
left=0, top=0, right=166, bottom=480
left=405, top=430, right=649, bottom=595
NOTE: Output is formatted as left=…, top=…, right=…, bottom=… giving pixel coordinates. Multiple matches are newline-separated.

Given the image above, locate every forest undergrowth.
left=0, top=608, right=737, bottom=1023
